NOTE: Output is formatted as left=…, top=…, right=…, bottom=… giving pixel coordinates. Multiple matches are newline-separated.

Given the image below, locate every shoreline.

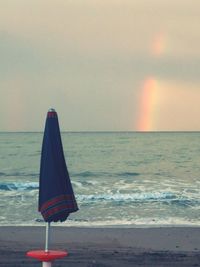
left=1, top=222, right=200, bottom=228
left=1, top=226, right=200, bottom=266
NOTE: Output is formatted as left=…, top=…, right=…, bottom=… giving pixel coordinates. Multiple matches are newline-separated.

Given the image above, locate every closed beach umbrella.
left=27, top=109, right=78, bottom=267
left=39, top=108, right=78, bottom=222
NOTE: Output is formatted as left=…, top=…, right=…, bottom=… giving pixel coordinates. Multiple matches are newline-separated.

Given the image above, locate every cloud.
left=0, top=0, right=200, bottom=131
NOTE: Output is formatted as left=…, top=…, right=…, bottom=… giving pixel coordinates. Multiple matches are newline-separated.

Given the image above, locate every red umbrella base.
left=27, top=250, right=68, bottom=262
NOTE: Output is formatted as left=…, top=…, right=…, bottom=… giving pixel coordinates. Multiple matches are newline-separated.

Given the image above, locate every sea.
left=0, top=132, right=200, bottom=227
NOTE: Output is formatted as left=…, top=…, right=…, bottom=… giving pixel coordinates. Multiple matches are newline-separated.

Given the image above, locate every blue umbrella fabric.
left=38, top=109, right=78, bottom=222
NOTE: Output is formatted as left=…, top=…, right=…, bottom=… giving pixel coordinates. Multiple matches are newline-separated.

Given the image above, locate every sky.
left=0, top=0, right=200, bottom=131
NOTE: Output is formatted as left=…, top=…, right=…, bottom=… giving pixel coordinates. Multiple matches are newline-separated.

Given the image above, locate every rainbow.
left=151, top=32, right=166, bottom=57
left=137, top=77, right=158, bottom=131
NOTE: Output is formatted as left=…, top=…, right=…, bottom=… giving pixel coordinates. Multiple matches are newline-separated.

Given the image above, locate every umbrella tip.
left=47, top=108, right=57, bottom=118
left=48, top=108, right=56, bottom=112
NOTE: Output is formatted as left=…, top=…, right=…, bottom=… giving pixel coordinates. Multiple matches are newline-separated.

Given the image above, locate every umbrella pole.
left=45, top=222, right=50, bottom=252
left=42, top=262, right=52, bottom=267
left=43, top=222, right=52, bottom=267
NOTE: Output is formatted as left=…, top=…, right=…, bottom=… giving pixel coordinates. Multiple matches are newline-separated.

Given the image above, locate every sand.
left=0, top=226, right=200, bottom=266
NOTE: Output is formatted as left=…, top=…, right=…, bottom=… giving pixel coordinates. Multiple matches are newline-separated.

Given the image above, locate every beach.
left=0, top=226, right=200, bottom=266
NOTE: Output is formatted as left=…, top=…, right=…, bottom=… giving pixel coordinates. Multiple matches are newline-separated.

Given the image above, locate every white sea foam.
left=77, top=192, right=176, bottom=203
left=0, top=182, right=38, bottom=191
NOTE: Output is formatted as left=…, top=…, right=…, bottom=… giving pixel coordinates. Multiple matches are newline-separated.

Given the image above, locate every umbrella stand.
left=27, top=223, right=68, bottom=266
left=45, top=222, right=51, bottom=252
left=27, top=249, right=67, bottom=267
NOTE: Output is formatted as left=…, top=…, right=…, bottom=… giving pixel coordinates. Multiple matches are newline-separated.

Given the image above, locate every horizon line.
left=0, top=130, right=200, bottom=134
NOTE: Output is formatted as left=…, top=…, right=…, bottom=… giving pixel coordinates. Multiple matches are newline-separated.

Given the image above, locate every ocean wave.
left=72, top=171, right=108, bottom=178
left=0, top=182, right=38, bottom=191
left=77, top=192, right=176, bottom=202
left=0, top=181, right=198, bottom=208
left=77, top=192, right=199, bottom=207
left=71, top=171, right=140, bottom=179
left=72, top=180, right=98, bottom=188
left=117, top=172, right=140, bottom=177
left=0, top=172, right=38, bottom=177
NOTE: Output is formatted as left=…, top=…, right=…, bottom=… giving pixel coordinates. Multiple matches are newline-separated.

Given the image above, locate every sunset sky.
left=0, top=0, right=200, bottom=131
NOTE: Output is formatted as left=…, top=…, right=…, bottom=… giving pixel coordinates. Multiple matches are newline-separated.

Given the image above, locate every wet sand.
left=0, top=226, right=200, bottom=266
